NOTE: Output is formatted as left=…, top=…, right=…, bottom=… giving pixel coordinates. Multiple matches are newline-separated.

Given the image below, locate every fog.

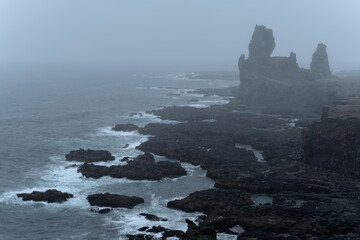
left=0, top=0, right=359, bottom=72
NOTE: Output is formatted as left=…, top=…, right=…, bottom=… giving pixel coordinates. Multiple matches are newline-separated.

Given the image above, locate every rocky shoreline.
left=15, top=25, right=360, bottom=239
left=17, top=97, right=360, bottom=238
left=130, top=98, right=360, bottom=239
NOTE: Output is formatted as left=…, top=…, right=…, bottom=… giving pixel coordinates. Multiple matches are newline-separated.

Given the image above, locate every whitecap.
left=127, top=111, right=182, bottom=124
left=250, top=194, right=273, bottom=205
left=102, top=193, right=204, bottom=238
left=93, top=127, right=139, bottom=137
left=217, top=232, right=240, bottom=240
left=202, top=119, right=216, bottom=123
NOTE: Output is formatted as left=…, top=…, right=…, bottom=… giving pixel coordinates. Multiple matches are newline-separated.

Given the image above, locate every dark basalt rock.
left=65, top=148, right=115, bottom=163
left=146, top=226, right=184, bottom=237
left=311, top=43, right=331, bottom=79
left=121, top=157, right=131, bottom=162
left=138, top=227, right=149, bottom=231
left=17, top=189, right=73, bottom=203
left=162, top=229, right=185, bottom=238
left=180, top=219, right=216, bottom=240
left=146, top=226, right=167, bottom=233
left=78, top=157, right=186, bottom=180
left=112, top=123, right=139, bottom=132
left=127, top=234, right=154, bottom=240
left=302, top=98, right=360, bottom=177
left=127, top=228, right=184, bottom=239
left=91, top=207, right=112, bottom=214
left=139, top=213, right=167, bottom=221
left=87, top=193, right=144, bottom=208
left=167, top=189, right=254, bottom=214
left=65, top=164, right=79, bottom=169
left=134, top=100, right=360, bottom=238
left=133, top=152, right=155, bottom=163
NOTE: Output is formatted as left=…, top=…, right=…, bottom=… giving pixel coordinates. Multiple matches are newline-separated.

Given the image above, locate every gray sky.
left=1, top=0, right=359, bottom=71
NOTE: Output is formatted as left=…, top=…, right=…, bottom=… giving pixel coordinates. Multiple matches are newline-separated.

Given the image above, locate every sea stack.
left=247, top=25, right=275, bottom=62
left=310, top=43, right=331, bottom=78
left=238, top=25, right=332, bottom=114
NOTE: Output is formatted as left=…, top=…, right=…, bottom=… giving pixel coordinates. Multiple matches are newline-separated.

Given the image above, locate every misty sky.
left=0, top=0, right=359, bottom=71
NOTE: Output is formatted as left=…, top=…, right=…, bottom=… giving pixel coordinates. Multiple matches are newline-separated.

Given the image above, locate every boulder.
left=17, top=189, right=73, bottom=203
left=90, top=208, right=112, bottom=214
left=112, top=123, right=139, bottom=132
left=87, top=193, right=144, bottom=208
left=139, top=213, right=167, bottom=221
left=65, top=149, right=115, bottom=163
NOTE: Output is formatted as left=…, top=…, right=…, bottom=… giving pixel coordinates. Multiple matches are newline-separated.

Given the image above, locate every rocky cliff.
left=302, top=97, right=360, bottom=177
left=238, top=25, right=332, bottom=114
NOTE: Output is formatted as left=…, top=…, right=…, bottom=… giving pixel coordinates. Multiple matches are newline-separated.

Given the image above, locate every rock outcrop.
left=180, top=219, right=216, bottom=240
left=238, top=25, right=333, bottom=114
left=302, top=97, right=360, bottom=177
left=128, top=226, right=184, bottom=239
left=167, top=189, right=254, bottom=213
left=78, top=153, right=187, bottom=180
left=311, top=43, right=331, bottom=79
left=139, top=213, right=168, bottom=222
left=112, top=123, right=139, bottom=132
left=134, top=103, right=360, bottom=238
left=133, top=152, right=155, bottom=163
left=65, top=149, right=115, bottom=163
left=87, top=193, right=144, bottom=208
left=17, top=189, right=73, bottom=203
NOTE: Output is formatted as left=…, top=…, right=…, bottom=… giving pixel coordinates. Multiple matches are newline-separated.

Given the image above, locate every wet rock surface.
left=128, top=226, right=184, bottom=239
left=181, top=219, right=216, bottom=240
left=87, top=193, right=144, bottom=208
left=17, top=189, right=73, bottom=203
left=78, top=153, right=186, bottom=180
left=139, top=213, right=167, bottom=221
left=133, top=152, right=155, bottom=163
left=112, top=123, right=139, bottom=132
left=134, top=99, right=360, bottom=238
left=90, top=207, right=112, bottom=214
left=167, top=189, right=254, bottom=213
left=65, top=148, right=115, bottom=163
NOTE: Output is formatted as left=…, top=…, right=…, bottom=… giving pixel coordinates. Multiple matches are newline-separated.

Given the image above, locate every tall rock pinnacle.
left=310, top=43, right=331, bottom=78
left=248, top=25, right=275, bottom=62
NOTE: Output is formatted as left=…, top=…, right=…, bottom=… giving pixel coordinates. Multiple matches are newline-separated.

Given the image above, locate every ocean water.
left=0, top=66, right=239, bottom=239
